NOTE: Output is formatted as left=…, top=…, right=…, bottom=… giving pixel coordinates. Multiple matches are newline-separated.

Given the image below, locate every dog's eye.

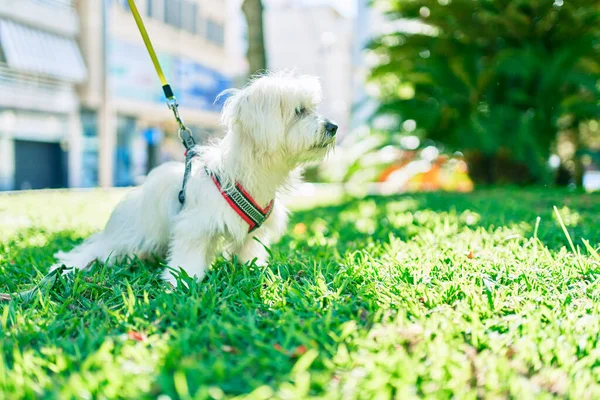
left=295, top=106, right=307, bottom=117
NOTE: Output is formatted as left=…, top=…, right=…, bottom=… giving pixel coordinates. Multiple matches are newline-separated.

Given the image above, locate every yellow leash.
left=126, top=0, right=195, bottom=149
left=127, top=0, right=169, bottom=94
left=126, top=0, right=198, bottom=204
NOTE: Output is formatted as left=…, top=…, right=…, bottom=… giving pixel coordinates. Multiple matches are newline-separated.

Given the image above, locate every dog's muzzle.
left=325, top=121, right=338, bottom=137
left=316, top=120, right=338, bottom=148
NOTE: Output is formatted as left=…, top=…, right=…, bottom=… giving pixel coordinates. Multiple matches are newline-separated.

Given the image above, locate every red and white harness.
left=206, top=168, right=274, bottom=233
left=178, top=148, right=273, bottom=233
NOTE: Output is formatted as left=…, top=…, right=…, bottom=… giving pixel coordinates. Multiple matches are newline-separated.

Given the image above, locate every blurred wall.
left=0, top=0, right=84, bottom=190
left=265, top=2, right=353, bottom=138
left=79, top=0, right=246, bottom=188
left=0, top=0, right=246, bottom=190
left=349, top=0, right=386, bottom=134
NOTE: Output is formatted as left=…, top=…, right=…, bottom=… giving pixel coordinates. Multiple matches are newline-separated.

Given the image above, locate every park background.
left=0, top=0, right=598, bottom=193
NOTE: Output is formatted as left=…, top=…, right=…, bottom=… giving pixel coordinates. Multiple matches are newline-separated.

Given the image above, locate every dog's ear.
left=219, top=88, right=242, bottom=128
left=221, top=87, right=283, bottom=153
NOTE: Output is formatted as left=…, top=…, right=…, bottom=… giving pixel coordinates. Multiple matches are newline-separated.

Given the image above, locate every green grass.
left=1, top=187, right=600, bottom=399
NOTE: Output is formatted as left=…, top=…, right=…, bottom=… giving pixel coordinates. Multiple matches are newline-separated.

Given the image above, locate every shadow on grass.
left=1, top=228, right=312, bottom=397
left=150, top=254, right=384, bottom=397
left=0, top=229, right=86, bottom=290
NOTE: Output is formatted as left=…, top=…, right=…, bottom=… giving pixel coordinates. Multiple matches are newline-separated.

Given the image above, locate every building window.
left=146, top=0, right=165, bottom=21
left=181, top=1, right=198, bottom=33
left=140, top=0, right=200, bottom=34
left=206, top=19, right=225, bottom=47
left=114, top=0, right=130, bottom=10
left=80, top=110, right=99, bottom=188
left=164, top=0, right=182, bottom=28
left=114, top=115, right=136, bottom=187
left=38, top=0, right=75, bottom=8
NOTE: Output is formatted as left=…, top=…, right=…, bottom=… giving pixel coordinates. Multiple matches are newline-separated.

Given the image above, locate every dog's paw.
left=161, top=269, right=179, bottom=288
left=49, top=264, right=61, bottom=273
left=253, top=257, right=268, bottom=268
left=49, top=264, right=74, bottom=275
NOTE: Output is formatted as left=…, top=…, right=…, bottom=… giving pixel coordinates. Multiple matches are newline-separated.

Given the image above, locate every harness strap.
left=178, top=147, right=201, bottom=204
left=205, top=167, right=274, bottom=233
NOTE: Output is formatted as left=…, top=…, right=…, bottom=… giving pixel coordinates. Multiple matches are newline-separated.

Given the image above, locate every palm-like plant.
left=369, top=0, right=600, bottom=184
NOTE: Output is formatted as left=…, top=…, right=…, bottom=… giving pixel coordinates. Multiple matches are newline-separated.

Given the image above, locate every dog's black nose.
left=325, top=121, right=338, bottom=136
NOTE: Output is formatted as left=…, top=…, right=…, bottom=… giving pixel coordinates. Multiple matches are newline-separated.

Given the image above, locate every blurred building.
left=0, top=0, right=86, bottom=190
left=0, top=0, right=245, bottom=191
left=265, top=1, right=353, bottom=138
left=79, top=0, right=246, bottom=188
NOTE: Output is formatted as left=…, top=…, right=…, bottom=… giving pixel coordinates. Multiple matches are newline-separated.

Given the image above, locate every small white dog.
left=53, top=72, right=337, bottom=285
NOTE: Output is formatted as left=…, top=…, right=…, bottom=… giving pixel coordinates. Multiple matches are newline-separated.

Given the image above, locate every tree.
left=242, top=0, right=267, bottom=76
left=369, top=0, right=600, bottom=184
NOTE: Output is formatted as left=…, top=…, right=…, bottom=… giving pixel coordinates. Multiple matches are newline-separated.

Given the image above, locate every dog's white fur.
left=52, top=72, right=335, bottom=285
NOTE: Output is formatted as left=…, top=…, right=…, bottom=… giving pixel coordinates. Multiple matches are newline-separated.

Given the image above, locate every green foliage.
left=369, top=0, right=600, bottom=182
left=1, top=189, right=600, bottom=398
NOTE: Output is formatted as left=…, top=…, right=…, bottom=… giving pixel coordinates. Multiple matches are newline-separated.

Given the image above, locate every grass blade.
left=582, top=239, right=600, bottom=263
left=553, top=206, right=583, bottom=270
left=533, top=216, right=541, bottom=240
left=0, top=266, right=65, bottom=302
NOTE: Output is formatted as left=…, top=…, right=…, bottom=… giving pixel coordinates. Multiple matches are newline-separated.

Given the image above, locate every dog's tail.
left=50, top=232, right=112, bottom=272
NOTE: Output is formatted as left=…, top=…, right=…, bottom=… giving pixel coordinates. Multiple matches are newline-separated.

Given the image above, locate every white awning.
left=0, top=18, right=87, bottom=83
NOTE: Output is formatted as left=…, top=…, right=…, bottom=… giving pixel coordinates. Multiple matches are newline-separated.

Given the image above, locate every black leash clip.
left=167, top=95, right=196, bottom=150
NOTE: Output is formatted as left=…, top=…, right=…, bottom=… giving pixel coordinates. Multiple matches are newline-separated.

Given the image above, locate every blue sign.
left=109, top=39, right=232, bottom=112
left=175, top=58, right=231, bottom=112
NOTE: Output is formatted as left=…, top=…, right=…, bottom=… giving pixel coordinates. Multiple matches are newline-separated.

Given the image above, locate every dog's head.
left=220, top=72, right=337, bottom=164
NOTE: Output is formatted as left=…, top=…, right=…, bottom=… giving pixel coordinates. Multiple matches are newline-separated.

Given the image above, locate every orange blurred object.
left=378, top=164, right=403, bottom=183
left=379, top=152, right=474, bottom=193
left=293, top=223, right=307, bottom=234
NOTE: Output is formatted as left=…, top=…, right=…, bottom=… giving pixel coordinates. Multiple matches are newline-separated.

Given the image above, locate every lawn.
left=1, top=187, right=600, bottom=399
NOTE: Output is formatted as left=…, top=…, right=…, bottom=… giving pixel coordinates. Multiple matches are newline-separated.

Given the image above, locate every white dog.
left=52, top=72, right=337, bottom=285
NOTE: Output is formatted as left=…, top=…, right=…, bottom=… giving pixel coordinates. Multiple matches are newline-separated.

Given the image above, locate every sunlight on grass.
left=0, top=188, right=599, bottom=398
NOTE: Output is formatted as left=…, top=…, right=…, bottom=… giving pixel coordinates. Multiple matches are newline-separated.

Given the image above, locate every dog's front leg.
left=235, top=233, right=270, bottom=267
left=234, top=201, right=287, bottom=266
left=163, top=218, right=218, bottom=286
left=164, top=236, right=217, bottom=286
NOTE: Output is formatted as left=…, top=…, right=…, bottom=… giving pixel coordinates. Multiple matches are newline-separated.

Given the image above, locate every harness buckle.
left=179, top=127, right=196, bottom=150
